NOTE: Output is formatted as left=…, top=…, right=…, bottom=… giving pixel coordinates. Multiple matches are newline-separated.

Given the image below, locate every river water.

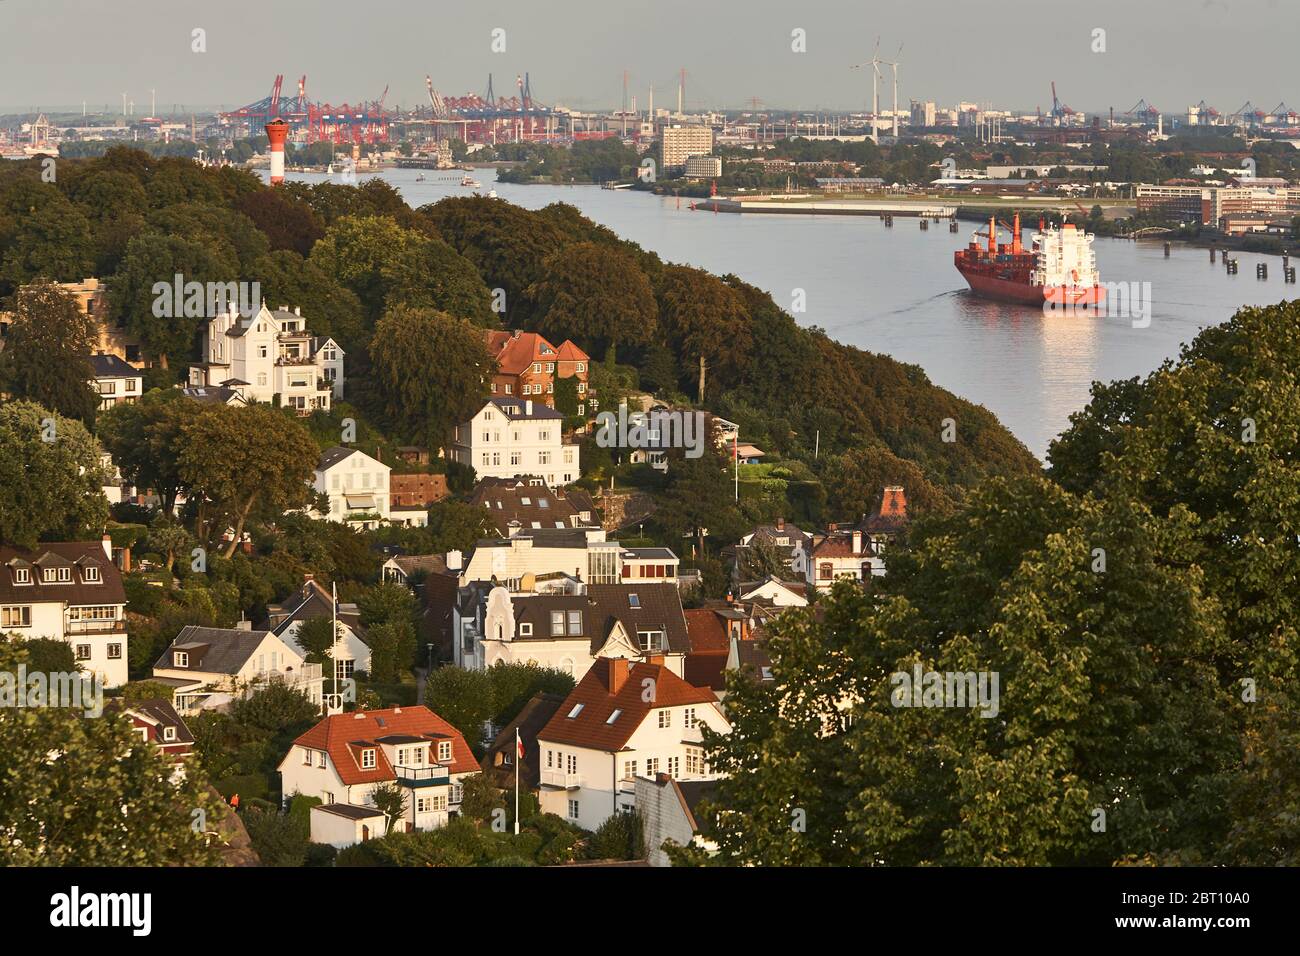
left=287, top=167, right=1292, bottom=458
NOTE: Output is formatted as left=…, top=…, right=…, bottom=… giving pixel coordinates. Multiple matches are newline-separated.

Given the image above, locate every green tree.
left=0, top=280, right=99, bottom=423
left=0, top=640, right=219, bottom=865
left=524, top=242, right=658, bottom=363
left=656, top=266, right=752, bottom=404
left=0, top=401, right=108, bottom=548
left=177, top=403, right=319, bottom=557
left=370, top=781, right=408, bottom=834
left=423, top=666, right=493, bottom=745
left=367, top=305, right=493, bottom=451
left=0, top=180, right=95, bottom=293
left=98, top=388, right=203, bottom=514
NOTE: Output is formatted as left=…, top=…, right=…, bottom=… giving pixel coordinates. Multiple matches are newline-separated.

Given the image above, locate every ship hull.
left=957, top=265, right=1105, bottom=308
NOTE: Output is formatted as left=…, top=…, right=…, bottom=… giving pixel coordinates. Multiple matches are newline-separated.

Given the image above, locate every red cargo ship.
left=955, top=213, right=1105, bottom=308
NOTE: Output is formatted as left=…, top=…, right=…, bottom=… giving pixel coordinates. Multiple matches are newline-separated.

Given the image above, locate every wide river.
left=286, top=167, right=1293, bottom=459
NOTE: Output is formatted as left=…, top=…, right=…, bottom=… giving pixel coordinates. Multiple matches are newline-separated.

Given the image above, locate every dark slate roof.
left=89, top=354, right=139, bottom=378
left=265, top=579, right=363, bottom=637
left=481, top=691, right=568, bottom=789
left=317, top=446, right=361, bottom=471
left=585, top=583, right=690, bottom=655
left=487, top=397, right=564, bottom=421
left=180, top=385, right=245, bottom=405
left=153, top=626, right=274, bottom=675
left=0, top=541, right=126, bottom=606
left=313, top=803, right=387, bottom=821
left=469, top=477, right=595, bottom=536
left=116, top=698, right=195, bottom=745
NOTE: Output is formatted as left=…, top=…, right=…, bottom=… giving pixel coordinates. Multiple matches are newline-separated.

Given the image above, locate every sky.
left=0, top=0, right=1295, bottom=117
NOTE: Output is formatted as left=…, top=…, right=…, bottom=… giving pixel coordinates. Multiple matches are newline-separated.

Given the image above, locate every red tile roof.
left=291, top=706, right=477, bottom=785
left=684, top=609, right=729, bottom=653
left=538, top=659, right=718, bottom=752
left=485, top=331, right=589, bottom=376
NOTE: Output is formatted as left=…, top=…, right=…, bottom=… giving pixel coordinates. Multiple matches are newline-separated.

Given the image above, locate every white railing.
left=540, top=770, right=582, bottom=789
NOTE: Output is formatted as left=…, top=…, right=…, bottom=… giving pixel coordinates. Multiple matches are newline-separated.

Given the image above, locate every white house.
left=0, top=538, right=129, bottom=687
left=466, top=581, right=692, bottom=681
left=277, top=706, right=480, bottom=847
left=89, top=354, right=142, bottom=411
left=537, top=658, right=729, bottom=831
left=312, top=447, right=392, bottom=529
left=188, top=302, right=343, bottom=414
left=449, top=398, right=580, bottom=487
left=151, top=624, right=325, bottom=715
left=266, top=578, right=371, bottom=682
left=456, top=528, right=677, bottom=593
left=809, top=527, right=885, bottom=592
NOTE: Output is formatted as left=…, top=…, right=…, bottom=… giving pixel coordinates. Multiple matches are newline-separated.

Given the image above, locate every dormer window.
left=519, top=623, right=533, bottom=637
left=163, top=726, right=177, bottom=742
left=13, top=568, right=29, bottom=584
left=437, top=741, right=452, bottom=762
left=42, top=569, right=56, bottom=583
left=361, top=748, right=377, bottom=770
left=173, top=651, right=189, bottom=667
left=83, top=566, right=100, bottom=583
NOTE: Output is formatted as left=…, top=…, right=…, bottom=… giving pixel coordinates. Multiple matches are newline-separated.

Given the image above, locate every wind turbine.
left=889, top=45, right=903, bottom=138
left=850, top=38, right=883, bottom=145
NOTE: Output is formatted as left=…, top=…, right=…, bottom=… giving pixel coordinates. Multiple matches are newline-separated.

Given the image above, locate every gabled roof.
left=485, top=397, right=564, bottom=421
left=317, top=446, right=383, bottom=472
left=481, top=691, right=568, bottom=789
left=265, top=578, right=362, bottom=637
left=89, top=354, right=139, bottom=378
left=468, top=476, right=594, bottom=536
left=0, top=541, right=125, bottom=606
left=114, top=698, right=195, bottom=746
left=538, top=659, right=717, bottom=752
left=153, top=625, right=280, bottom=675
left=485, top=330, right=589, bottom=376
left=290, top=706, right=478, bottom=785
left=586, top=583, right=690, bottom=655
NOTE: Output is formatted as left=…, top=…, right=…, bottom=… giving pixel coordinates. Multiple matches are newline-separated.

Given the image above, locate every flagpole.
left=331, top=581, right=338, bottom=712
left=733, top=429, right=739, bottom=501
left=514, top=727, right=521, bottom=835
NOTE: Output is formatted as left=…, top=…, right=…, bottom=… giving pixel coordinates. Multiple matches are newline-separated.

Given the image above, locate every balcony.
left=66, top=618, right=127, bottom=635
left=540, top=769, right=582, bottom=790
left=394, top=765, right=451, bottom=789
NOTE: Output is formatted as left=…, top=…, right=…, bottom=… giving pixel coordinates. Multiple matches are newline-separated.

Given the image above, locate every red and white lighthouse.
left=265, top=119, right=288, bottom=185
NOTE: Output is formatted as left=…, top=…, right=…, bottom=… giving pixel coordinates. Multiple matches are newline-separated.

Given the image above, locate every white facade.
left=539, top=699, right=728, bottom=831
left=450, top=399, right=579, bottom=487
left=152, top=627, right=324, bottom=715
left=0, top=539, right=128, bottom=687
left=278, top=618, right=371, bottom=682
left=313, top=448, right=394, bottom=529
left=189, top=303, right=343, bottom=414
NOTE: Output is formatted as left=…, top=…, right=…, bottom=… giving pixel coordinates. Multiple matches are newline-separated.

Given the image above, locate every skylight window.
left=606, top=709, right=622, bottom=724
left=567, top=703, right=585, bottom=718
left=628, top=593, right=640, bottom=609
left=538, top=498, right=549, bottom=508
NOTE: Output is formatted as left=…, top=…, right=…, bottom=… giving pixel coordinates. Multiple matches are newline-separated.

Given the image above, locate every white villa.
left=188, top=303, right=344, bottom=414
left=450, top=398, right=579, bottom=487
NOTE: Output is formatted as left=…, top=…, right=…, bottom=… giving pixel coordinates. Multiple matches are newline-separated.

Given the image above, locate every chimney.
left=101, top=534, right=113, bottom=560
left=881, top=485, right=907, bottom=518
left=775, top=516, right=785, bottom=531
left=608, top=656, right=633, bottom=693
left=525, top=399, right=533, bottom=416
left=446, top=549, right=463, bottom=572
left=295, top=306, right=301, bottom=316
left=827, top=522, right=837, bottom=532
left=851, top=530, right=863, bottom=555
left=645, top=654, right=665, bottom=668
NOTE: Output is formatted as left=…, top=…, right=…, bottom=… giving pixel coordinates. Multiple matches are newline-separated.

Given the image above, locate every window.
left=361, top=748, right=377, bottom=769
left=546, top=749, right=554, bottom=769
left=551, top=611, right=565, bottom=636
left=83, top=566, right=100, bottom=582
left=627, top=593, right=640, bottom=609
left=75, top=644, right=91, bottom=661
left=0, top=606, right=31, bottom=628
left=567, top=754, right=577, bottom=773
left=519, top=622, right=533, bottom=637
left=303, top=748, right=313, bottom=766
left=667, top=756, right=680, bottom=777
left=567, top=703, right=584, bottom=718
left=416, top=796, right=431, bottom=813
left=645, top=757, right=659, bottom=776
left=163, top=726, right=177, bottom=742
left=568, top=799, right=580, bottom=820
left=13, top=568, right=29, bottom=584
left=107, top=643, right=122, bottom=660
left=318, top=751, right=328, bottom=768
left=510, top=452, right=521, bottom=466
left=638, top=630, right=664, bottom=652
left=437, top=740, right=452, bottom=762
left=533, top=363, right=542, bottom=374
left=606, top=709, right=622, bottom=724
left=430, top=793, right=448, bottom=812
left=658, top=710, right=671, bottom=728
left=684, top=707, right=697, bottom=728
left=173, top=651, right=189, bottom=667
left=819, top=562, right=834, bottom=581
left=686, top=747, right=704, bottom=776
left=57, top=568, right=72, bottom=583
left=567, top=610, right=582, bottom=635
left=623, top=759, right=637, bottom=780
left=576, top=362, right=586, bottom=372
left=538, top=451, right=551, bottom=465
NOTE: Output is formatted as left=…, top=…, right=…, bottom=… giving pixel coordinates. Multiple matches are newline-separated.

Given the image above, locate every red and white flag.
left=516, top=727, right=525, bottom=759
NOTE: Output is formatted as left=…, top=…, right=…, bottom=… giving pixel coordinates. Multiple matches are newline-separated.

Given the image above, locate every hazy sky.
left=1, top=0, right=1295, bottom=116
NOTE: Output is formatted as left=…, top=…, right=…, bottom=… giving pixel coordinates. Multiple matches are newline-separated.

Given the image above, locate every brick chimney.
left=775, top=516, right=785, bottom=531
left=881, top=485, right=907, bottom=518
left=608, top=657, right=633, bottom=693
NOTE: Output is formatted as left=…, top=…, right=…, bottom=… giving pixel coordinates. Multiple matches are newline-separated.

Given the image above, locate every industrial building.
left=660, top=124, right=714, bottom=173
